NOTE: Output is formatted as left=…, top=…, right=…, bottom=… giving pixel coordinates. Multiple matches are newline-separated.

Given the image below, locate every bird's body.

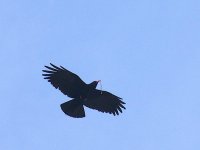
left=42, top=63, right=126, bottom=118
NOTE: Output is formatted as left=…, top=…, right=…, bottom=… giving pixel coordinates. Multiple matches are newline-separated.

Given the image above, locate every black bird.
left=42, top=63, right=126, bottom=118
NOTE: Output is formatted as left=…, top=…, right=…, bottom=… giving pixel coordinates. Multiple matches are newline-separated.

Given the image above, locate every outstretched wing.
left=42, top=63, right=86, bottom=98
left=84, top=90, right=126, bottom=115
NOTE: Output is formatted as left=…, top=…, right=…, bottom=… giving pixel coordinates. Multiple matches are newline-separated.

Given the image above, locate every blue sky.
left=1, top=0, right=200, bottom=150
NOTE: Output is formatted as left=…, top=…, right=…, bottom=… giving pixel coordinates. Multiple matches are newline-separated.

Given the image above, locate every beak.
left=97, top=80, right=101, bottom=83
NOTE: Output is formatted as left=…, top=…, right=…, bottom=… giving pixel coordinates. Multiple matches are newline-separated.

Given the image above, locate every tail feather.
left=60, top=99, right=85, bottom=118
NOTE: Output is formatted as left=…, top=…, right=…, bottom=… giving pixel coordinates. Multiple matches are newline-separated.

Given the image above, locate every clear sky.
left=1, top=0, right=200, bottom=150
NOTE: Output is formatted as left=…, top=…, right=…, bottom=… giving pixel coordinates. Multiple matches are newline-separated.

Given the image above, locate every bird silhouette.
left=42, top=63, right=126, bottom=118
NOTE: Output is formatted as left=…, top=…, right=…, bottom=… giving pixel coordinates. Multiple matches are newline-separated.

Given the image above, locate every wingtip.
left=120, top=99, right=126, bottom=104
left=42, top=69, right=49, bottom=72
left=60, top=65, right=67, bottom=70
left=121, top=101, right=126, bottom=104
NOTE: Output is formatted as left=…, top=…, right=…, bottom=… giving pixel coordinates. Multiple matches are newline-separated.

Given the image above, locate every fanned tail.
left=60, top=99, right=85, bottom=118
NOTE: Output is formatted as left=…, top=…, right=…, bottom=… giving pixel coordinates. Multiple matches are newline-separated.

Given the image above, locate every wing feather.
left=84, top=90, right=126, bottom=115
left=42, top=64, right=86, bottom=98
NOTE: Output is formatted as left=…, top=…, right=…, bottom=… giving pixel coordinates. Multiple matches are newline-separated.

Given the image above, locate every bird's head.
left=89, top=80, right=101, bottom=89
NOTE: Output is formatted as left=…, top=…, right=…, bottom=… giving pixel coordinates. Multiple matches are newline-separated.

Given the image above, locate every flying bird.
left=42, top=63, right=126, bottom=118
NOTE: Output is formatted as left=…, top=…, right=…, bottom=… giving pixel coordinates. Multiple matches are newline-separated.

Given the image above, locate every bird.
left=42, top=63, right=126, bottom=118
